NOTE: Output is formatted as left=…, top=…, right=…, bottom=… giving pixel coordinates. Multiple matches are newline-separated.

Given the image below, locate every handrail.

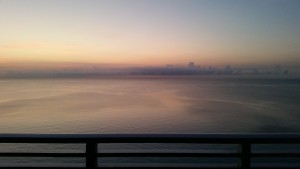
left=0, top=134, right=300, bottom=169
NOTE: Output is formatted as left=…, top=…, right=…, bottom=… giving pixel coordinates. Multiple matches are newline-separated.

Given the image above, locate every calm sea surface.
left=1, top=76, right=300, bottom=166
left=1, top=76, right=300, bottom=134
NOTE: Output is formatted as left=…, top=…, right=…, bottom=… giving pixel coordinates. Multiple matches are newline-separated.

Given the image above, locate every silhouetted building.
left=224, top=65, right=233, bottom=74
left=188, top=62, right=195, bottom=68
left=274, top=65, right=282, bottom=74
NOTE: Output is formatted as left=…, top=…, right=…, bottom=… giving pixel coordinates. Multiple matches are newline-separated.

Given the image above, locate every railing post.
left=240, top=143, right=251, bottom=169
left=86, top=141, right=98, bottom=169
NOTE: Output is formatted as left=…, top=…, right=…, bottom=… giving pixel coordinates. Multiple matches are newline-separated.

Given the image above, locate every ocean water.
left=1, top=76, right=300, bottom=134
left=0, top=76, right=300, bottom=166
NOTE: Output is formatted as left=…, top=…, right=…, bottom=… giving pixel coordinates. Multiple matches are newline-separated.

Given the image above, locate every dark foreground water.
left=0, top=75, right=300, bottom=166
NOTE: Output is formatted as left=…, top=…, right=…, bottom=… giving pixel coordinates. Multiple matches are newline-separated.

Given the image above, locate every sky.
left=0, top=0, right=299, bottom=68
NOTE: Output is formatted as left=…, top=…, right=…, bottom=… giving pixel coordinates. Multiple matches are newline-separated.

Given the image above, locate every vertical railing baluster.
left=240, top=143, right=251, bottom=169
left=86, top=141, right=98, bottom=169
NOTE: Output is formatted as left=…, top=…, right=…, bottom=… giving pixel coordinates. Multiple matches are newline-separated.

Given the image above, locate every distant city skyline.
left=0, top=0, right=300, bottom=68
left=1, top=61, right=298, bottom=78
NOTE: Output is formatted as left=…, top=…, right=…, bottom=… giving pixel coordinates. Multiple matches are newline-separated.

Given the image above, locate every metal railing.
left=0, top=134, right=300, bottom=169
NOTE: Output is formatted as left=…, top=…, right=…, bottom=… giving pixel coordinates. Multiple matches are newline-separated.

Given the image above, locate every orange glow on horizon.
left=0, top=1, right=299, bottom=68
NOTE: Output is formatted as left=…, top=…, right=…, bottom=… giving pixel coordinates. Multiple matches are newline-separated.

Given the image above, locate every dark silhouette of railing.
left=0, top=134, right=300, bottom=169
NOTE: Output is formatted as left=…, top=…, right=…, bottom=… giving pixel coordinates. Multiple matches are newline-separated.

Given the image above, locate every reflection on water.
left=1, top=76, right=300, bottom=166
left=0, top=76, right=300, bottom=134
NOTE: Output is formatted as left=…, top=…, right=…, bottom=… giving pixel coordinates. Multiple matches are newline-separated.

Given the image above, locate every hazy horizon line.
left=1, top=60, right=300, bottom=68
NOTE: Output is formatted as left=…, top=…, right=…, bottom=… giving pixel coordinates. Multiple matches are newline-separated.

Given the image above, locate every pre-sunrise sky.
left=0, top=0, right=299, bottom=67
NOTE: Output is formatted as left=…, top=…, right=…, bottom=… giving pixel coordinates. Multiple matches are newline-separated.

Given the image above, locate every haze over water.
left=0, top=0, right=300, bottom=133
left=1, top=76, right=299, bottom=134
left=1, top=0, right=300, bottom=166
